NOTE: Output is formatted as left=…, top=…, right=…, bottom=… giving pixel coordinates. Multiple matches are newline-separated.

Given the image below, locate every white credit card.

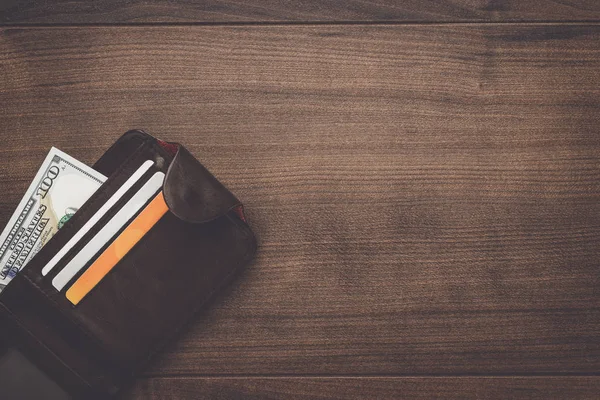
left=42, top=160, right=155, bottom=276
left=52, top=171, right=165, bottom=291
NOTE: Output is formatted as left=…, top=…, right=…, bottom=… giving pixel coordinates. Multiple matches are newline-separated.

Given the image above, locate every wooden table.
left=1, top=1, right=599, bottom=398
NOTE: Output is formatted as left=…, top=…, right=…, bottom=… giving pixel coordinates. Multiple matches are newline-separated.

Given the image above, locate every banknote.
left=0, top=148, right=107, bottom=292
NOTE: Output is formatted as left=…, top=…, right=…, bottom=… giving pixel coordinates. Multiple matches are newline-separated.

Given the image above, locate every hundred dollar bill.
left=0, top=148, right=106, bottom=292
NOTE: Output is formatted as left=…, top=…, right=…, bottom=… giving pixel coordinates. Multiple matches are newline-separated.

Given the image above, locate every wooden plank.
left=124, top=377, right=600, bottom=399
left=0, top=25, right=599, bottom=376
left=1, top=1, right=600, bottom=24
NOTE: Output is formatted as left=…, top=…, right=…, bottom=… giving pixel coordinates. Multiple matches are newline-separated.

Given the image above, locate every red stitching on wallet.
left=157, top=140, right=179, bottom=156
left=232, top=205, right=247, bottom=223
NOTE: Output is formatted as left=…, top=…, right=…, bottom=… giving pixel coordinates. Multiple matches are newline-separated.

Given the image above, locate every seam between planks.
left=137, top=374, right=600, bottom=379
left=2, top=20, right=600, bottom=28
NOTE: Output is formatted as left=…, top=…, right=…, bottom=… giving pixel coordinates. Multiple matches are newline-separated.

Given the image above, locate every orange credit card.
left=66, top=191, right=169, bottom=305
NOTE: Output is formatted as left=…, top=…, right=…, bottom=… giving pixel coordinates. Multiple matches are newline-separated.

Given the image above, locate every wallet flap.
left=93, top=129, right=242, bottom=224
left=163, top=145, right=241, bottom=224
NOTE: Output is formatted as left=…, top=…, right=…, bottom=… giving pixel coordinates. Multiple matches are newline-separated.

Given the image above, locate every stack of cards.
left=0, top=152, right=170, bottom=306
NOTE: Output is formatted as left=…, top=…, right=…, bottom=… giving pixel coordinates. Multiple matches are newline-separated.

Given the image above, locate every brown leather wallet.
left=0, top=130, right=257, bottom=399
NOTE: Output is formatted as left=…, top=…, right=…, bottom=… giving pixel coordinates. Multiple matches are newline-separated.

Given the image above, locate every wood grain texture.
left=0, top=24, right=599, bottom=384
left=124, top=377, right=600, bottom=399
left=1, top=0, right=600, bottom=24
